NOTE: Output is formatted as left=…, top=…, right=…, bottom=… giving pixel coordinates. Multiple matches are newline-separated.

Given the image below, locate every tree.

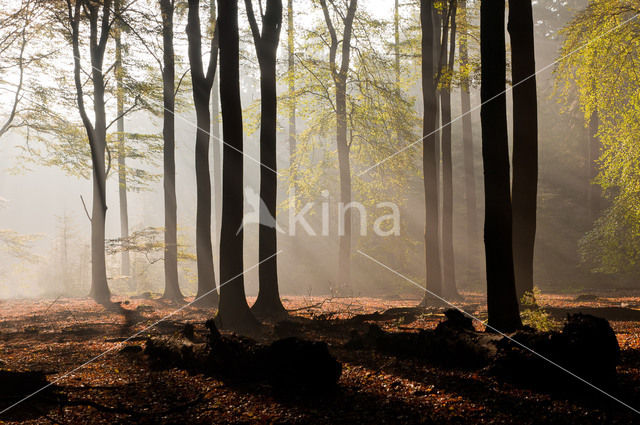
left=555, top=1, right=640, bottom=276
left=285, top=1, right=420, bottom=294
left=480, top=0, right=521, bottom=332
left=159, top=0, right=184, bottom=301
left=458, top=0, right=478, bottom=284
left=210, top=0, right=222, bottom=280
left=66, top=0, right=113, bottom=304
left=509, top=0, right=539, bottom=300
left=287, top=0, right=296, bottom=161
left=216, top=0, right=259, bottom=330
left=317, top=0, right=358, bottom=292
left=0, top=0, right=34, bottom=139
left=421, top=0, right=443, bottom=304
left=245, top=0, right=286, bottom=319
left=114, top=0, right=130, bottom=282
left=186, top=0, right=219, bottom=307
left=440, top=0, right=460, bottom=300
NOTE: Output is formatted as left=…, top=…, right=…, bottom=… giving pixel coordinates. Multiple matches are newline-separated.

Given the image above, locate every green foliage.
left=105, top=227, right=197, bottom=264
left=281, top=2, right=421, bottom=210
left=555, top=0, right=640, bottom=274
left=0, top=229, right=41, bottom=262
left=520, top=288, right=560, bottom=332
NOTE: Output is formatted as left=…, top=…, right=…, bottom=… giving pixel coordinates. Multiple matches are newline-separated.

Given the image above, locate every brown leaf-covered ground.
left=0, top=291, right=639, bottom=424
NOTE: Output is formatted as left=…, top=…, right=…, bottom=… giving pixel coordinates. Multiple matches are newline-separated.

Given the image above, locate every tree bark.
left=421, top=0, right=442, bottom=304
left=186, top=0, right=219, bottom=307
left=216, top=0, right=259, bottom=331
left=509, top=0, right=538, bottom=300
left=318, top=0, right=357, bottom=293
left=114, top=0, right=130, bottom=284
left=210, top=0, right=222, bottom=280
left=441, top=0, right=459, bottom=300
left=287, top=0, right=296, bottom=161
left=160, top=0, right=183, bottom=301
left=480, top=0, right=521, bottom=332
left=245, top=0, right=286, bottom=319
left=459, top=0, right=478, bottom=284
left=67, top=0, right=111, bottom=304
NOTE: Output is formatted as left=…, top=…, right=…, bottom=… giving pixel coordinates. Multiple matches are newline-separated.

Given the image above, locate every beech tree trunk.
left=216, top=0, right=259, bottom=330
left=441, top=0, right=459, bottom=300
left=210, top=0, right=222, bottom=280
left=480, top=0, right=521, bottom=332
left=68, top=0, right=111, bottom=304
left=318, top=0, right=357, bottom=293
left=509, top=0, right=538, bottom=300
left=459, top=0, right=478, bottom=283
left=287, top=0, right=296, bottom=161
left=421, top=0, right=442, bottom=304
left=186, top=0, right=219, bottom=307
left=336, top=78, right=352, bottom=292
left=245, top=0, right=286, bottom=319
left=160, top=0, right=183, bottom=301
left=114, top=0, right=130, bottom=283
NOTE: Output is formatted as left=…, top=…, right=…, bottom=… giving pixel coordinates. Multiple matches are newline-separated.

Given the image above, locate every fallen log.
left=346, top=310, right=621, bottom=391
left=144, top=320, right=342, bottom=394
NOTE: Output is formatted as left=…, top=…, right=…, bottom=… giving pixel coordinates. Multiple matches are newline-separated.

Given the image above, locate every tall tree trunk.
left=186, top=0, right=218, bottom=307
left=509, top=0, right=538, bottom=301
left=287, top=0, right=296, bottom=161
left=216, top=0, right=259, bottom=331
left=480, top=0, right=521, bottom=332
left=114, top=0, right=130, bottom=284
left=160, top=0, right=183, bottom=301
left=459, top=0, right=477, bottom=284
left=588, top=109, right=600, bottom=222
left=68, top=0, right=111, bottom=304
left=210, top=0, right=222, bottom=280
left=421, top=0, right=442, bottom=304
left=336, top=77, right=352, bottom=292
left=245, top=0, right=286, bottom=319
left=433, top=5, right=441, bottom=198
left=441, top=0, right=459, bottom=300
left=319, top=0, right=357, bottom=293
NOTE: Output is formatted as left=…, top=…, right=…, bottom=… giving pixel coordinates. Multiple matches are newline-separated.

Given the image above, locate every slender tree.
left=159, top=0, right=183, bottom=301
left=0, top=0, right=32, bottom=139
left=421, top=0, right=442, bottom=304
left=318, top=0, right=358, bottom=292
left=114, top=0, right=131, bottom=282
left=216, top=0, right=259, bottom=330
left=287, top=0, right=296, bottom=160
left=509, top=0, right=538, bottom=300
left=186, top=0, right=219, bottom=307
left=245, top=0, right=286, bottom=319
left=480, top=0, right=521, bottom=331
left=440, top=0, right=459, bottom=300
left=458, top=0, right=477, bottom=283
left=210, top=0, right=222, bottom=277
left=66, top=0, right=112, bottom=304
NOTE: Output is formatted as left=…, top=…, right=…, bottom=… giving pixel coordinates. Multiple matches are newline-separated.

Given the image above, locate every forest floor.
left=0, top=291, right=639, bottom=424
